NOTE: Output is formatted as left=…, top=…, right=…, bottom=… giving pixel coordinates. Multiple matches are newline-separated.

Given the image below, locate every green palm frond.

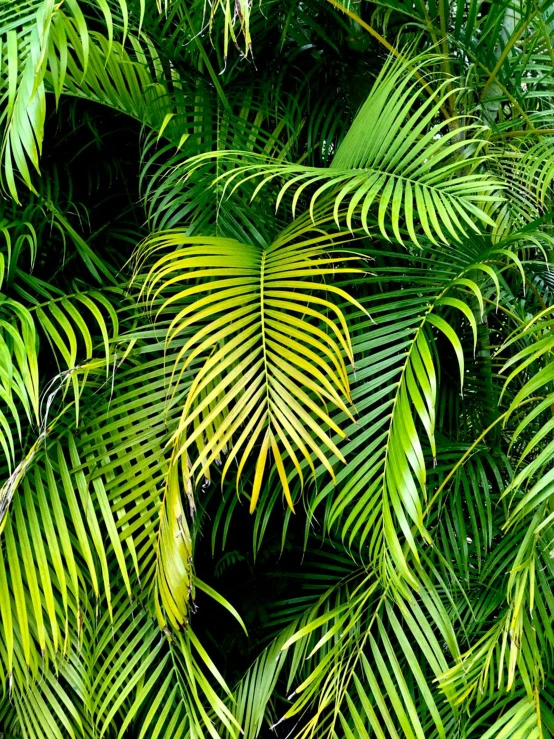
left=301, top=238, right=513, bottom=589
left=241, top=572, right=458, bottom=739
left=0, top=314, right=167, bottom=672
left=0, top=299, right=40, bottom=466
left=0, top=585, right=239, bottom=739
left=0, top=281, right=121, bottom=496
left=0, top=325, right=244, bottom=736
left=478, top=696, right=544, bottom=739
left=496, top=303, right=554, bottom=531
left=57, top=22, right=178, bottom=133
left=0, top=0, right=183, bottom=200
left=139, top=83, right=301, bottom=237
left=0, top=433, right=135, bottom=674
left=439, top=523, right=554, bottom=720
left=0, top=0, right=55, bottom=199
left=180, top=53, right=504, bottom=246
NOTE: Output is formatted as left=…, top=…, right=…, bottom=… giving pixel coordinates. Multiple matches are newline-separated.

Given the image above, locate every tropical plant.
left=2, top=0, right=554, bottom=737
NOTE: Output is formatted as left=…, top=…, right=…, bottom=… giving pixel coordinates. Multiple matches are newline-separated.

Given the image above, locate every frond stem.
left=491, top=128, right=554, bottom=140
left=259, top=248, right=270, bottom=429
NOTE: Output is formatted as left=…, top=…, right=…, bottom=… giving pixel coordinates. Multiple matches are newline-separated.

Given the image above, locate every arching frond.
left=180, top=54, right=504, bottom=246
left=0, top=0, right=183, bottom=199
left=303, top=238, right=514, bottom=591
left=237, top=571, right=459, bottom=739
left=139, top=83, right=301, bottom=236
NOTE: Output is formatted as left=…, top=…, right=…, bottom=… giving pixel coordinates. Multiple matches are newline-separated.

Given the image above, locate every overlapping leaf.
left=0, top=0, right=182, bottom=200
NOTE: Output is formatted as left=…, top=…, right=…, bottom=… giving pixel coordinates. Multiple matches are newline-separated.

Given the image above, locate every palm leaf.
left=180, top=53, right=504, bottom=246
left=136, top=215, right=364, bottom=513
left=303, top=238, right=509, bottom=589
left=0, top=0, right=184, bottom=199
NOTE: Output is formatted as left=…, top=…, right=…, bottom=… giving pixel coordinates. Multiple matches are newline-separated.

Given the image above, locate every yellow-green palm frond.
left=137, top=219, right=364, bottom=514
left=153, top=461, right=194, bottom=632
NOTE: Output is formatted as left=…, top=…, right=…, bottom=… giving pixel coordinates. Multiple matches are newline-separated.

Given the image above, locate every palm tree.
left=1, top=0, right=554, bottom=736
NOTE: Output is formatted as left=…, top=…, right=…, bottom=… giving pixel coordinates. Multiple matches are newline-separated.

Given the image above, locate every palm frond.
left=305, top=238, right=513, bottom=590
left=136, top=216, right=364, bottom=513
left=180, top=53, right=504, bottom=246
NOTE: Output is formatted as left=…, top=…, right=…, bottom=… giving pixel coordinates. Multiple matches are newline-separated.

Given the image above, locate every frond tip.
left=138, top=226, right=364, bottom=513
left=154, top=463, right=194, bottom=632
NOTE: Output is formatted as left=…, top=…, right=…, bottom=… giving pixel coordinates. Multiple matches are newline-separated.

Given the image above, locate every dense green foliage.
left=2, top=0, right=554, bottom=736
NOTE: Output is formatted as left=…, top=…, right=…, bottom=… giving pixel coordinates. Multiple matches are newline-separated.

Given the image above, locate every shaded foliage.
left=1, top=0, right=554, bottom=738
